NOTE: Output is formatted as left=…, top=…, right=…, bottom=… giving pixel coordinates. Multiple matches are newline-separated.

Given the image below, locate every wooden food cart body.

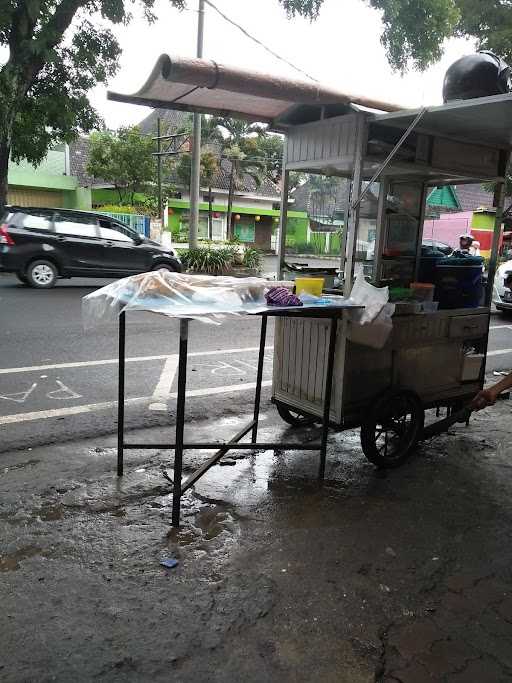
left=273, top=99, right=512, bottom=426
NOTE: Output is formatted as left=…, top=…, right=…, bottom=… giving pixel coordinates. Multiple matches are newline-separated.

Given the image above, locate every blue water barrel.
left=435, top=256, right=484, bottom=309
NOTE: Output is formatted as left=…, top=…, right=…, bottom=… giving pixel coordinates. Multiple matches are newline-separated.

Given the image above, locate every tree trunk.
left=208, top=186, right=213, bottom=240
left=226, top=167, right=235, bottom=241
left=0, top=138, right=10, bottom=212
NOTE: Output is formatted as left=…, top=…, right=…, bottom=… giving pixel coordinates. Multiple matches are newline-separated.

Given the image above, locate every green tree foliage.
left=215, top=118, right=268, bottom=238
left=0, top=0, right=185, bottom=207
left=175, top=150, right=219, bottom=189
left=249, top=133, right=284, bottom=184
left=87, top=126, right=161, bottom=204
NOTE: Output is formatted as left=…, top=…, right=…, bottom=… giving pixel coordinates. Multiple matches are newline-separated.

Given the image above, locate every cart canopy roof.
left=375, top=93, right=512, bottom=149
left=109, top=54, right=512, bottom=153
left=107, top=54, right=402, bottom=128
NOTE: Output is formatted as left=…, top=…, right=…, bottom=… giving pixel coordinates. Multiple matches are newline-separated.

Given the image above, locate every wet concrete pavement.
left=2, top=392, right=512, bottom=682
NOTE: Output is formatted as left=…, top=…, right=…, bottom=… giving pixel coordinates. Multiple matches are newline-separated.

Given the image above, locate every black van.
left=0, top=206, right=182, bottom=288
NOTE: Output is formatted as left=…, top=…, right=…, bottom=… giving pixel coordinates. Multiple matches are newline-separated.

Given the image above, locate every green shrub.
left=181, top=246, right=235, bottom=274
left=243, top=247, right=262, bottom=271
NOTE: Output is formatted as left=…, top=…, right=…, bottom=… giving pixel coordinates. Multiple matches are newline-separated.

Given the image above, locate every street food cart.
left=106, top=56, right=512, bottom=517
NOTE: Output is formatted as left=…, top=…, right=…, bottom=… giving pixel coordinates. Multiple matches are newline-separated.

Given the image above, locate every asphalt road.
left=1, top=272, right=512, bottom=454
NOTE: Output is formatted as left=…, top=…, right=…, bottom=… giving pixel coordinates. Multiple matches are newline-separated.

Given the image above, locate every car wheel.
left=16, top=271, right=29, bottom=285
left=151, top=263, right=177, bottom=273
left=26, top=260, right=58, bottom=288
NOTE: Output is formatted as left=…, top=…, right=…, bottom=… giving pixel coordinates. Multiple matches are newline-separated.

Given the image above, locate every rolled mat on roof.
left=108, top=54, right=404, bottom=125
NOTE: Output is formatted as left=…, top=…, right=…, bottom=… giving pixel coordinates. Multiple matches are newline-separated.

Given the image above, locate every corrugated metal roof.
left=376, top=93, right=512, bottom=149
left=427, top=185, right=461, bottom=209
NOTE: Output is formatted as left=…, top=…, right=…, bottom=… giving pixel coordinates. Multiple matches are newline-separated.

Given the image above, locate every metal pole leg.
left=319, top=316, right=338, bottom=480
left=172, top=319, right=189, bottom=527
left=117, top=311, right=126, bottom=477
left=252, top=315, right=268, bottom=443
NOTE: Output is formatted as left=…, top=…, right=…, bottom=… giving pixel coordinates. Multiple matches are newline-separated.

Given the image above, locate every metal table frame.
left=116, top=305, right=354, bottom=526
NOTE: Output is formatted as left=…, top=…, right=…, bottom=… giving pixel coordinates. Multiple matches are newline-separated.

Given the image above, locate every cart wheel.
left=275, top=401, right=318, bottom=427
left=360, top=390, right=424, bottom=468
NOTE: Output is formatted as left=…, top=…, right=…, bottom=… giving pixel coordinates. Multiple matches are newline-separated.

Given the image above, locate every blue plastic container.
left=435, top=256, right=484, bottom=309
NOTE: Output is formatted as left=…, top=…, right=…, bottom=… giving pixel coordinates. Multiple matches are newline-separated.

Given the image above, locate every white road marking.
left=0, top=396, right=148, bottom=426
left=0, top=346, right=273, bottom=376
left=148, top=355, right=179, bottom=412
left=487, top=348, right=512, bottom=357
left=489, top=325, right=512, bottom=330
left=0, top=382, right=38, bottom=404
left=172, top=380, right=271, bottom=399
left=46, top=380, right=83, bottom=401
left=0, top=380, right=272, bottom=425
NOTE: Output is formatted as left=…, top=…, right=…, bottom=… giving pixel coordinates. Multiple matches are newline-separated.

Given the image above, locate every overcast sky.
left=91, top=0, right=475, bottom=128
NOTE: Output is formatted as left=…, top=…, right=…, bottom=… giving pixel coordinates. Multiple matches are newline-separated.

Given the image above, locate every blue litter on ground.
left=160, top=558, right=178, bottom=569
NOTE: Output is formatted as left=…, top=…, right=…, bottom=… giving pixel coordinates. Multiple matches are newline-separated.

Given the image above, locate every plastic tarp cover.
left=82, top=270, right=294, bottom=327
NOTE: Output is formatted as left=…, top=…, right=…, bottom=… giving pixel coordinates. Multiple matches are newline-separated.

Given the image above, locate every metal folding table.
left=116, top=301, right=360, bottom=526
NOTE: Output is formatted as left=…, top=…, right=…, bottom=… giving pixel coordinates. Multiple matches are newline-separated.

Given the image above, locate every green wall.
left=471, top=212, right=495, bottom=230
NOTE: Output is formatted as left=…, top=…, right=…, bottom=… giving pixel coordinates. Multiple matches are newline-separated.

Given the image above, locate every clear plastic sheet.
left=82, top=270, right=295, bottom=327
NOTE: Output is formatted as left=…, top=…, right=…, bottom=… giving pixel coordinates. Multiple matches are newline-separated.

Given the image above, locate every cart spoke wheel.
left=361, top=390, right=424, bottom=468
left=275, top=401, right=318, bottom=427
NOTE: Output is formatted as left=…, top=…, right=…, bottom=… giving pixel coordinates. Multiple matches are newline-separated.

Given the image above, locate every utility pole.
left=188, top=0, right=205, bottom=248
left=157, top=117, right=162, bottom=225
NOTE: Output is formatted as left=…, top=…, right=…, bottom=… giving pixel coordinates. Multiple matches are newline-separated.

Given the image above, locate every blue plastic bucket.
left=435, top=257, right=483, bottom=308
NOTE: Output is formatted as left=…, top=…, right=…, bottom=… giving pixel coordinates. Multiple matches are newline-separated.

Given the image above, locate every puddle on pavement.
left=166, top=505, right=235, bottom=547
left=36, top=503, right=65, bottom=522
left=0, top=545, right=41, bottom=572
left=195, top=506, right=232, bottom=539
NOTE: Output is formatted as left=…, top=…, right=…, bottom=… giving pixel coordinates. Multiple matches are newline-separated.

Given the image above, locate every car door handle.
left=56, top=236, right=66, bottom=242
left=104, top=241, right=114, bottom=247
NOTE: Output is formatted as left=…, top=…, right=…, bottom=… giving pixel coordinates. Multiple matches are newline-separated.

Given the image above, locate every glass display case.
left=378, top=181, right=425, bottom=286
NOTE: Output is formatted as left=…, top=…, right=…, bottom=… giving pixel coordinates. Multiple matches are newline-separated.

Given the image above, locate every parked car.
left=493, top=259, right=512, bottom=313
left=0, top=206, right=182, bottom=288
left=421, top=239, right=453, bottom=256
left=367, top=238, right=453, bottom=261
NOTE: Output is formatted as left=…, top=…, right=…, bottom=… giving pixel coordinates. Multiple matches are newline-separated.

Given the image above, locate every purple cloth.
left=265, top=287, right=303, bottom=307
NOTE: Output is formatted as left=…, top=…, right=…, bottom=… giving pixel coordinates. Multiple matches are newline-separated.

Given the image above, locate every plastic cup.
left=295, top=277, right=324, bottom=297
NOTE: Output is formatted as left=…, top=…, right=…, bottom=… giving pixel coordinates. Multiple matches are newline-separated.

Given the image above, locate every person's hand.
left=471, top=388, right=498, bottom=411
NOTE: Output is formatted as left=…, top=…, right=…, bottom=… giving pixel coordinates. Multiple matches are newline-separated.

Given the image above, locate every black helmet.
left=443, top=51, right=512, bottom=102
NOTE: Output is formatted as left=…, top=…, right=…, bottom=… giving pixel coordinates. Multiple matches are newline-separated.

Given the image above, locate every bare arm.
left=472, top=371, right=512, bottom=410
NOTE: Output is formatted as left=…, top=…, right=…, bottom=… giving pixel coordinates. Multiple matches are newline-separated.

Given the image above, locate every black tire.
left=360, top=390, right=424, bottom=468
left=26, top=260, right=58, bottom=289
left=16, top=271, right=29, bottom=285
left=275, top=401, right=318, bottom=427
left=151, top=263, right=177, bottom=273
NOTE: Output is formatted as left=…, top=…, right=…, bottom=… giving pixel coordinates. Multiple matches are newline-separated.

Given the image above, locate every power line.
left=203, top=0, right=319, bottom=83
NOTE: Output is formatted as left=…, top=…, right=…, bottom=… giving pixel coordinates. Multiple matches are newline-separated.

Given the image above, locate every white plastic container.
left=461, top=354, right=484, bottom=381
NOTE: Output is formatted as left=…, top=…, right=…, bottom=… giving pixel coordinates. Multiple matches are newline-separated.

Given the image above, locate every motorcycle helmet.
left=443, top=51, right=512, bottom=102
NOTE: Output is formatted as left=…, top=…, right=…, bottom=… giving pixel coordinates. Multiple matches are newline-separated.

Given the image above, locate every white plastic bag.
left=348, top=273, right=389, bottom=324
left=348, top=303, right=395, bottom=349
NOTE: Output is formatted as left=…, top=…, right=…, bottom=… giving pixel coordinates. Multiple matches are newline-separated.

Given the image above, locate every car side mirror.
left=133, top=234, right=143, bottom=245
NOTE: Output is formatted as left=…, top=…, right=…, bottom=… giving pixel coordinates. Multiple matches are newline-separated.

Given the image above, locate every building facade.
left=7, top=144, right=91, bottom=210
